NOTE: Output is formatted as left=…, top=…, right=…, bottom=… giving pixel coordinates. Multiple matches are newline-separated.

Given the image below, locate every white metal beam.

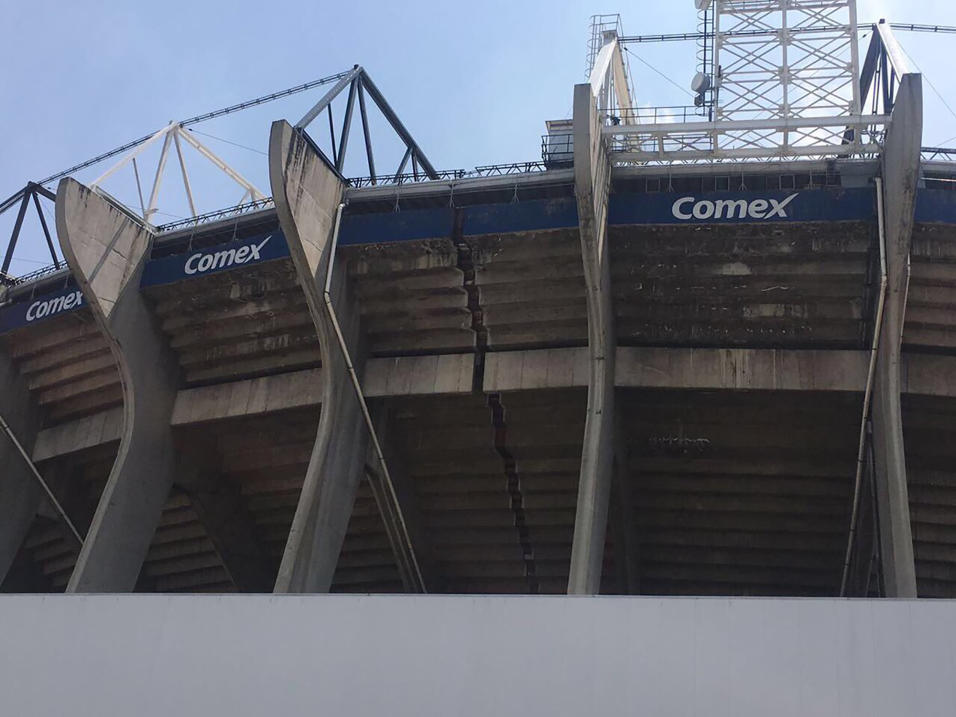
left=172, top=131, right=197, bottom=218
left=177, top=128, right=266, bottom=201
left=603, top=114, right=888, bottom=136
left=90, top=122, right=176, bottom=188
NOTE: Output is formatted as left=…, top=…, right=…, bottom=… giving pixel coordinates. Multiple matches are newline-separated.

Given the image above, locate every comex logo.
left=26, top=290, right=84, bottom=322
left=671, top=193, right=799, bottom=221
left=184, top=234, right=273, bottom=275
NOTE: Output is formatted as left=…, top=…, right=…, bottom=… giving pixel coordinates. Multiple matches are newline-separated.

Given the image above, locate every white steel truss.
left=602, top=0, right=882, bottom=164
left=90, top=122, right=266, bottom=225
left=714, top=0, right=860, bottom=152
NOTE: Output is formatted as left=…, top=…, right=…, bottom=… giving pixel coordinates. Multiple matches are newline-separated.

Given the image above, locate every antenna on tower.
left=693, top=0, right=717, bottom=118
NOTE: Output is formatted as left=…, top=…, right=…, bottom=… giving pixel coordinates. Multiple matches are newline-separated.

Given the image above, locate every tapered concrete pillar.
left=0, top=349, right=44, bottom=584
left=872, top=74, right=922, bottom=597
left=269, top=120, right=370, bottom=592
left=568, top=83, right=617, bottom=594
left=55, top=179, right=180, bottom=592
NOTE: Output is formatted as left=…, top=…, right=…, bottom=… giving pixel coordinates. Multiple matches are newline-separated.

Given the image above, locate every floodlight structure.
left=602, top=0, right=895, bottom=163
left=713, top=0, right=861, bottom=152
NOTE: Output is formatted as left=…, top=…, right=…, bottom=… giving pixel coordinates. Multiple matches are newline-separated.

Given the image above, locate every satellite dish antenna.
left=691, top=72, right=712, bottom=94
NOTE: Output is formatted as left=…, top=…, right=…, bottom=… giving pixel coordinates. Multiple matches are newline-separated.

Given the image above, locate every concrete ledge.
left=170, top=369, right=322, bottom=425
left=902, top=353, right=956, bottom=398
left=365, top=354, right=473, bottom=397
left=32, top=407, right=123, bottom=462
left=616, top=347, right=868, bottom=392
left=28, top=349, right=956, bottom=463
left=483, top=348, right=589, bottom=392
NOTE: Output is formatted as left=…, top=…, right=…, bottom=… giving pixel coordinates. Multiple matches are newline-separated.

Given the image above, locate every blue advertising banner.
left=339, top=207, right=454, bottom=246
left=0, top=285, right=86, bottom=334
left=462, top=198, right=579, bottom=236
left=140, top=229, right=290, bottom=288
left=915, top=189, right=956, bottom=224
left=608, top=187, right=875, bottom=225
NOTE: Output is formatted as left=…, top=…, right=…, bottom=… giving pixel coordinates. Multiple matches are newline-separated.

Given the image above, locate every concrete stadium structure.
left=2, top=4, right=956, bottom=604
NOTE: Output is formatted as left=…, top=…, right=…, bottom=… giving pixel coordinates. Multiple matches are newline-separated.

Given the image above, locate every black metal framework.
left=922, top=147, right=956, bottom=162
left=0, top=182, right=59, bottom=284
left=295, top=65, right=438, bottom=184
left=840, top=20, right=914, bottom=147
left=346, top=162, right=550, bottom=188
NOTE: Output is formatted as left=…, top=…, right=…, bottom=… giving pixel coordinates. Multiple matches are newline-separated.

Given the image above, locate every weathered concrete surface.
left=873, top=74, right=922, bottom=597
left=367, top=403, right=440, bottom=592
left=568, top=83, right=617, bottom=594
left=364, top=354, right=473, bottom=397
left=269, top=119, right=368, bottom=592
left=175, top=459, right=275, bottom=593
left=617, top=348, right=868, bottom=392
left=32, top=406, right=122, bottom=462
left=902, top=353, right=956, bottom=398
left=484, top=348, right=589, bottom=392
left=170, top=369, right=322, bottom=425
left=56, top=178, right=179, bottom=592
left=0, top=349, right=44, bottom=584
left=29, top=347, right=956, bottom=467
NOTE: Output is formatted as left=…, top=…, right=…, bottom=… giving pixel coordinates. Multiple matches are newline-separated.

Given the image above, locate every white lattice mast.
left=713, top=0, right=861, bottom=152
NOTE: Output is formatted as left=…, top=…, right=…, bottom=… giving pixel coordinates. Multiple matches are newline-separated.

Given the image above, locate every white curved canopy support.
left=587, top=31, right=634, bottom=121
left=89, top=123, right=265, bottom=225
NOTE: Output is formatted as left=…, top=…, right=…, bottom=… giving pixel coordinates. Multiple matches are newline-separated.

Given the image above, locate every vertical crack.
left=453, top=210, right=536, bottom=592
left=488, top=393, right=538, bottom=594
left=453, top=209, right=487, bottom=392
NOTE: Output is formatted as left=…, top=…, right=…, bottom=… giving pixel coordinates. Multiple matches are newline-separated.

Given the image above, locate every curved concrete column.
left=268, top=120, right=369, bottom=592
left=0, top=349, right=44, bottom=583
left=55, top=179, right=179, bottom=592
left=873, top=74, right=922, bottom=597
left=568, top=83, right=618, bottom=594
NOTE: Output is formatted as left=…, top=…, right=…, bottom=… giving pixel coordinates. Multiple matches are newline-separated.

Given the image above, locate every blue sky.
left=1, top=0, right=954, bottom=274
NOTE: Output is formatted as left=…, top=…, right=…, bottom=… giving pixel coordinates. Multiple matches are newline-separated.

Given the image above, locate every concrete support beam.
left=32, top=406, right=122, bottom=463
left=0, top=350, right=44, bottom=585
left=30, top=347, right=956, bottom=467
left=177, top=463, right=274, bottom=593
left=872, top=74, right=922, bottom=598
left=568, top=83, right=616, bottom=594
left=170, top=369, right=322, bottom=426
left=364, top=354, right=473, bottom=397
left=902, top=353, right=956, bottom=398
left=483, top=348, right=589, bottom=392
left=55, top=179, right=179, bottom=592
left=616, top=348, right=868, bottom=392
left=269, top=120, right=368, bottom=592
left=367, top=403, right=439, bottom=592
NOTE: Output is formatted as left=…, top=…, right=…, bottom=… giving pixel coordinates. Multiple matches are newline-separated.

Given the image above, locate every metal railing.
left=347, top=161, right=552, bottom=188
left=0, top=262, right=64, bottom=287
left=613, top=106, right=706, bottom=125
left=155, top=197, right=275, bottom=233
left=542, top=135, right=574, bottom=167
left=922, top=147, right=956, bottom=162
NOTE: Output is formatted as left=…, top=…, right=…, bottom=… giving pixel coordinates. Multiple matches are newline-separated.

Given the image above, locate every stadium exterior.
left=2, top=5, right=956, bottom=606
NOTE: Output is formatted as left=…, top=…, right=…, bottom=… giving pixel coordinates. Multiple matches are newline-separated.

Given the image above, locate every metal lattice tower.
left=713, top=0, right=861, bottom=151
